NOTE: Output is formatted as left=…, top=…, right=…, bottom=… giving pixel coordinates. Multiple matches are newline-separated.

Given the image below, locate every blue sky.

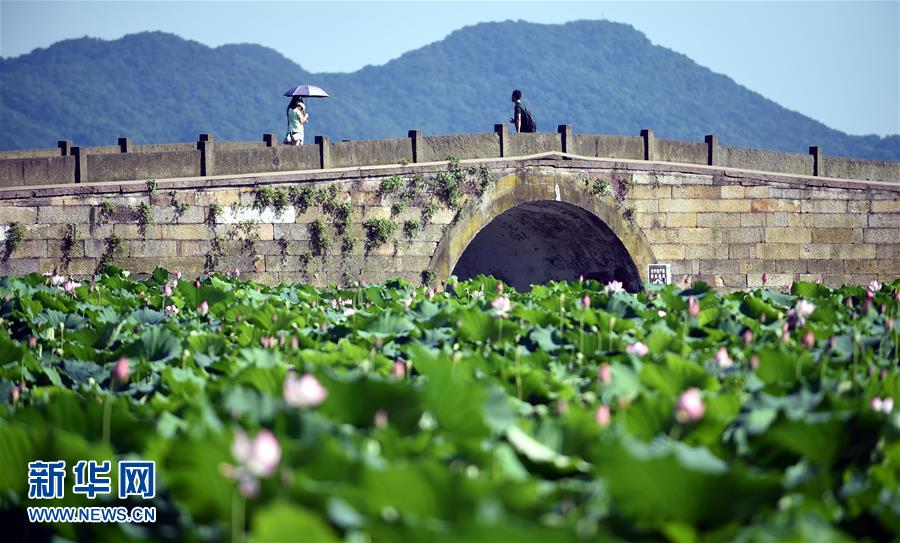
left=1, top=1, right=898, bottom=136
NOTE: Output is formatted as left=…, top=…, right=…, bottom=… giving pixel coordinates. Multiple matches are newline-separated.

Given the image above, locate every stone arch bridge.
left=0, top=130, right=898, bottom=291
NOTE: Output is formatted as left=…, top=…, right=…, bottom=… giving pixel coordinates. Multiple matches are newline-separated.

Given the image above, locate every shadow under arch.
left=429, top=167, right=656, bottom=291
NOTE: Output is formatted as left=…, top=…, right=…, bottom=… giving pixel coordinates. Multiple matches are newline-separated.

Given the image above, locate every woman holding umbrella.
left=284, top=96, right=308, bottom=145
left=283, top=85, right=329, bottom=146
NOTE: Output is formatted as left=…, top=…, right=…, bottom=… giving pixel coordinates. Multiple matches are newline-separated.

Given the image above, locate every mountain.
left=2, top=21, right=898, bottom=160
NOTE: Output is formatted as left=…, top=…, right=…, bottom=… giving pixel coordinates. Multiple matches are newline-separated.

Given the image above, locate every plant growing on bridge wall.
left=205, top=233, right=226, bottom=272
left=60, top=224, right=77, bottom=270
left=253, top=186, right=274, bottom=211
left=403, top=219, right=421, bottom=240
left=317, top=185, right=339, bottom=211
left=277, top=237, right=288, bottom=264
left=168, top=191, right=189, bottom=222
left=2, top=222, right=25, bottom=260
left=615, top=175, right=634, bottom=205
left=341, top=236, right=357, bottom=255
left=469, top=163, right=494, bottom=195
left=98, top=234, right=122, bottom=271
left=622, top=206, right=636, bottom=226
left=97, top=201, right=117, bottom=225
left=309, top=218, right=331, bottom=257
left=391, top=202, right=407, bottom=217
left=422, top=200, right=440, bottom=225
left=434, top=170, right=462, bottom=209
left=363, top=218, right=398, bottom=253
left=421, top=268, right=436, bottom=286
left=271, top=189, right=289, bottom=216
left=146, top=178, right=157, bottom=194
left=378, top=175, right=403, bottom=198
left=288, top=185, right=316, bottom=214
left=582, top=174, right=610, bottom=198
left=233, top=220, right=260, bottom=254
left=330, top=201, right=353, bottom=236
left=207, top=203, right=223, bottom=227
left=136, top=202, right=154, bottom=238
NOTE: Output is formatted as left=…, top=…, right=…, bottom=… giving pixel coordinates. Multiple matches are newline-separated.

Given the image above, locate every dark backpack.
left=517, top=103, right=537, bottom=133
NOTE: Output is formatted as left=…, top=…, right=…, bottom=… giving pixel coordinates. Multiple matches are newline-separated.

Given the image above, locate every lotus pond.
left=0, top=269, right=898, bottom=542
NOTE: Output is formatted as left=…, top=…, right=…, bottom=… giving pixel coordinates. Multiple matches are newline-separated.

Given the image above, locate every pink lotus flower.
left=392, top=360, right=407, bottom=379
left=713, top=347, right=733, bottom=368
left=675, top=388, right=705, bottom=423
left=198, top=300, right=209, bottom=316
left=803, top=330, right=816, bottom=348
left=598, top=363, right=612, bottom=384
left=426, top=288, right=435, bottom=300
left=283, top=373, right=328, bottom=408
left=595, top=405, right=612, bottom=427
left=496, top=282, right=504, bottom=293
left=762, top=273, right=768, bottom=284
left=63, top=280, right=81, bottom=294
left=795, top=299, right=816, bottom=320
left=343, top=307, right=356, bottom=317
left=28, top=336, right=37, bottom=349
left=162, top=283, right=173, bottom=297
left=750, top=355, right=760, bottom=370
left=400, top=298, right=413, bottom=309
left=175, top=271, right=182, bottom=280
left=688, top=296, right=700, bottom=317
left=291, top=336, right=300, bottom=349
left=605, top=280, right=624, bottom=294
left=626, top=341, right=648, bottom=357
left=657, top=310, right=667, bottom=318
left=742, top=329, right=753, bottom=345
left=867, top=280, right=881, bottom=293
left=871, top=397, right=894, bottom=413
left=373, top=409, right=389, bottom=428
left=491, top=296, right=512, bottom=318
left=11, top=385, right=20, bottom=402
left=232, top=268, right=241, bottom=278
left=222, top=428, right=281, bottom=497
left=888, top=317, right=894, bottom=331
left=171, top=278, right=179, bottom=289
left=164, top=304, right=178, bottom=316
left=194, top=279, right=201, bottom=288
left=260, top=336, right=276, bottom=348
left=114, top=356, right=131, bottom=384
left=579, top=275, right=584, bottom=283
left=581, top=295, right=591, bottom=309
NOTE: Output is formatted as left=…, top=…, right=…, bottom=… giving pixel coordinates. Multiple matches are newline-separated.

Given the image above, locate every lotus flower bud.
left=688, top=296, right=700, bottom=317
left=114, top=356, right=131, bottom=384
left=675, top=388, right=705, bottom=423
left=595, top=405, right=611, bottom=427
left=598, top=363, right=612, bottom=384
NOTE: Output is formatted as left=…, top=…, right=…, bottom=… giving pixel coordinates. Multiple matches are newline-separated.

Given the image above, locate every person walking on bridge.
left=510, top=89, right=536, bottom=133
left=284, top=96, right=308, bottom=145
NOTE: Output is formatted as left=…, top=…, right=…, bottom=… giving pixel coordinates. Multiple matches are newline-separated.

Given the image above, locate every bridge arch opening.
left=450, top=200, right=642, bottom=291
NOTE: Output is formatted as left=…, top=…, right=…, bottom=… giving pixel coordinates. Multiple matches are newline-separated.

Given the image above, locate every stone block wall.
left=1, top=157, right=898, bottom=291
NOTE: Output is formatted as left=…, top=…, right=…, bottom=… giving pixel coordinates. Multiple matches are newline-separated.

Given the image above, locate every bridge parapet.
left=1, top=127, right=897, bottom=188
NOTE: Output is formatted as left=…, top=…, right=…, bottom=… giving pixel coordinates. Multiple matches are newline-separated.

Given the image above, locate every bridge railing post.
left=71, top=146, right=86, bottom=183
left=263, top=133, right=276, bottom=147
left=315, top=136, right=331, bottom=169
left=495, top=124, right=508, bottom=157
left=57, top=140, right=72, bottom=156
left=705, top=135, right=718, bottom=166
left=117, top=137, right=131, bottom=153
left=198, top=133, right=215, bottom=176
left=809, top=146, right=823, bottom=176
left=558, top=125, right=572, bottom=154
left=641, top=129, right=655, bottom=161
left=409, top=130, right=422, bottom=163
